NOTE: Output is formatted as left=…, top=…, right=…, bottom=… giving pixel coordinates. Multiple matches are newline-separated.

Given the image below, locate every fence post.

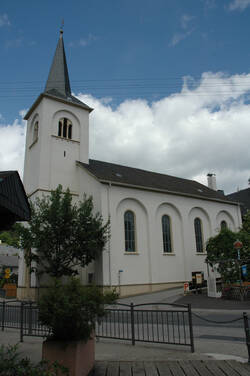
left=130, top=303, right=135, bottom=346
left=243, top=312, right=250, bottom=363
left=20, top=302, right=24, bottom=342
left=1, top=301, right=5, bottom=331
left=188, top=304, right=195, bottom=353
left=28, top=302, right=32, bottom=335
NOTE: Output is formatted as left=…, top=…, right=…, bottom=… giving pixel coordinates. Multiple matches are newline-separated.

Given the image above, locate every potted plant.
left=38, top=278, right=118, bottom=376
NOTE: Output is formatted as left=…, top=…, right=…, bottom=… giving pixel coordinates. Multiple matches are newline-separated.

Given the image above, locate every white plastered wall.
left=100, top=183, right=242, bottom=289
left=23, top=97, right=90, bottom=197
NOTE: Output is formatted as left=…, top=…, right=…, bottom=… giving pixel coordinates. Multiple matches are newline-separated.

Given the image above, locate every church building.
left=17, top=30, right=242, bottom=299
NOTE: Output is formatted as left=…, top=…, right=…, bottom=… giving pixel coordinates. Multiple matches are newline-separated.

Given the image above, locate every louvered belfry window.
left=162, top=215, right=172, bottom=253
left=194, top=217, right=203, bottom=253
left=124, top=210, right=136, bottom=252
left=58, top=118, right=72, bottom=139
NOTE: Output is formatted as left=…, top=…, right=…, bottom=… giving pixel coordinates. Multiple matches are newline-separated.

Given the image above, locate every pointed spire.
left=45, top=28, right=71, bottom=97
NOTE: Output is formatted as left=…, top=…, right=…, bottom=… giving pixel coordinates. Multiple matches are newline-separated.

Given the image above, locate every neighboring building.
left=0, top=243, right=19, bottom=257
left=227, top=187, right=250, bottom=218
left=0, top=255, right=19, bottom=275
left=17, top=30, right=242, bottom=300
left=0, top=171, right=30, bottom=231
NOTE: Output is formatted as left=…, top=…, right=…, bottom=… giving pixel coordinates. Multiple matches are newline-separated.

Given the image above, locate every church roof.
left=24, top=30, right=92, bottom=120
left=78, top=159, right=236, bottom=204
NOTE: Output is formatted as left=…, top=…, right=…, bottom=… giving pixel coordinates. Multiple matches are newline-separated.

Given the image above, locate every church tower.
left=23, top=29, right=93, bottom=200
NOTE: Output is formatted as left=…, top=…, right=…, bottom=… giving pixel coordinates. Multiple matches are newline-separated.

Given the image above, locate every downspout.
left=107, top=182, right=112, bottom=287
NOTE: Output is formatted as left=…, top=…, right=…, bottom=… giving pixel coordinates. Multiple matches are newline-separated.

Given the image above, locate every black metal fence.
left=0, top=300, right=194, bottom=352
left=96, top=302, right=194, bottom=352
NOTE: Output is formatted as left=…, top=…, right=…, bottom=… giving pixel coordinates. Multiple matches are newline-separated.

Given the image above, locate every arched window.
left=63, top=118, right=67, bottom=137
left=58, top=118, right=72, bottom=139
left=33, top=121, right=39, bottom=142
left=220, top=220, right=227, bottom=230
left=58, top=121, right=62, bottom=137
left=194, top=217, right=203, bottom=253
left=162, top=215, right=172, bottom=253
left=68, top=124, right=72, bottom=139
left=124, top=210, right=136, bottom=252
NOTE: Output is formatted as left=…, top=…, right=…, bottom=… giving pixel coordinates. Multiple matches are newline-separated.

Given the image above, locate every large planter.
left=42, top=336, right=95, bottom=376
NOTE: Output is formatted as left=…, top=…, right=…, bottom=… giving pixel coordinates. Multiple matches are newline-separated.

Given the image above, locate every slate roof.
left=227, top=187, right=250, bottom=216
left=0, top=171, right=30, bottom=230
left=45, top=30, right=71, bottom=97
left=78, top=159, right=235, bottom=204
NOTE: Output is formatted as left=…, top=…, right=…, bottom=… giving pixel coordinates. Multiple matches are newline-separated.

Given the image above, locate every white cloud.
left=76, top=72, right=250, bottom=194
left=170, top=14, right=194, bottom=47
left=69, top=34, right=98, bottom=48
left=229, top=0, right=250, bottom=10
left=0, top=13, right=10, bottom=27
left=0, top=112, right=26, bottom=177
left=181, top=14, right=194, bottom=29
left=1, top=73, right=250, bottom=194
left=5, top=38, right=23, bottom=49
left=169, top=30, right=193, bottom=47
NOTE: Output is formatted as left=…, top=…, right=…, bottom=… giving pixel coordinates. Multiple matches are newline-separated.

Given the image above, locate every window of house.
left=58, top=118, right=72, bottom=139
left=124, top=210, right=136, bottom=252
left=220, top=220, right=227, bottom=230
left=194, top=217, right=204, bottom=253
left=162, top=215, right=172, bottom=253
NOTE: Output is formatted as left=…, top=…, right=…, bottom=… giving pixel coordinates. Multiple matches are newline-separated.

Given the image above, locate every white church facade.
left=18, top=30, right=242, bottom=299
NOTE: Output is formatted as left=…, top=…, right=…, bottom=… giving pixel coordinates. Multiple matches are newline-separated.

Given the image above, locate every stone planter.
left=42, top=336, right=95, bottom=376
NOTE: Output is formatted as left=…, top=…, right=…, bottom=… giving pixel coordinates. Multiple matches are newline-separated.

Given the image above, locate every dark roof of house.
left=78, top=159, right=235, bottom=204
left=24, top=30, right=92, bottom=120
left=227, top=187, right=250, bottom=216
left=0, top=171, right=30, bottom=231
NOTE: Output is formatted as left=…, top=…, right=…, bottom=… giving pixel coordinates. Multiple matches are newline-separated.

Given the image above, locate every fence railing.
left=0, top=300, right=194, bottom=352
left=1, top=300, right=250, bottom=360
left=96, top=302, right=194, bottom=352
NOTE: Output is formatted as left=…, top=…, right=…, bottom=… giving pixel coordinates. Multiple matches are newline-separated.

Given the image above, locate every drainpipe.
left=118, top=270, right=123, bottom=295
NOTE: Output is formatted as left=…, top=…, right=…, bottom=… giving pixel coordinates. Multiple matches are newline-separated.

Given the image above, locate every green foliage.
left=206, top=214, right=250, bottom=283
left=17, top=185, right=110, bottom=278
left=0, top=344, right=68, bottom=376
left=0, top=226, right=21, bottom=248
left=38, top=278, right=118, bottom=342
left=239, top=210, right=250, bottom=251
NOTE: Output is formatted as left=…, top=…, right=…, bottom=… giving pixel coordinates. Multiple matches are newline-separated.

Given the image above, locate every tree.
left=206, top=213, right=250, bottom=283
left=0, top=227, right=21, bottom=248
left=17, top=185, right=110, bottom=278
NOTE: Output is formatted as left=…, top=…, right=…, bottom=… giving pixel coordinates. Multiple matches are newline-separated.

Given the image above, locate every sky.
left=0, top=0, right=250, bottom=194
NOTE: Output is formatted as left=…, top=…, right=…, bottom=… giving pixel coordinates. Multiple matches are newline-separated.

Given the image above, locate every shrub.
left=38, top=278, right=118, bottom=342
left=0, top=344, right=68, bottom=376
